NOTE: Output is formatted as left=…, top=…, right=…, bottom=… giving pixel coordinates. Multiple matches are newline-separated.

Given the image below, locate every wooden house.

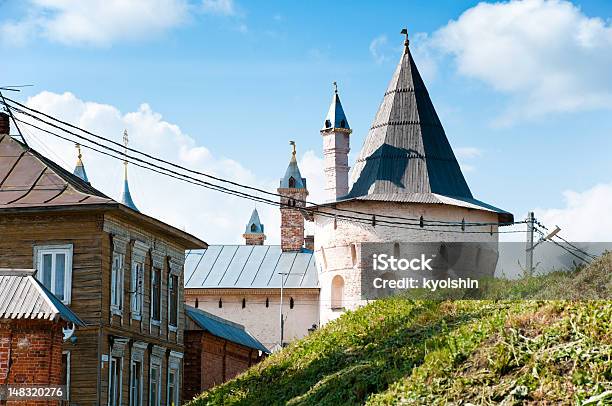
left=0, top=113, right=207, bottom=405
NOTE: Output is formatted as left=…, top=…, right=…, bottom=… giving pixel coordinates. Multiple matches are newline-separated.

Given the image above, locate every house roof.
left=185, top=305, right=269, bottom=353
left=244, top=208, right=264, bottom=234
left=0, top=269, right=85, bottom=326
left=322, top=87, right=350, bottom=131
left=0, top=134, right=207, bottom=248
left=184, top=245, right=318, bottom=289
left=341, top=38, right=512, bottom=222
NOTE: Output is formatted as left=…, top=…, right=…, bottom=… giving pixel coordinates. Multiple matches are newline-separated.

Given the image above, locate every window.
left=288, top=177, right=296, bottom=188
left=131, top=261, right=144, bottom=319
left=129, top=360, right=142, bottom=406
left=242, top=298, right=246, bottom=309
left=151, top=267, right=161, bottom=323
left=168, top=274, right=178, bottom=328
left=331, top=275, right=344, bottom=310
left=289, top=297, right=294, bottom=309
left=61, top=351, right=70, bottom=401
left=265, top=298, right=269, bottom=308
left=35, top=245, right=72, bottom=304
left=250, top=224, right=257, bottom=232
left=111, top=253, right=124, bottom=312
left=167, top=368, right=179, bottom=406
left=109, top=356, right=122, bottom=406
left=195, top=298, right=199, bottom=308
left=149, top=360, right=161, bottom=406
left=218, top=298, right=222, bottom=308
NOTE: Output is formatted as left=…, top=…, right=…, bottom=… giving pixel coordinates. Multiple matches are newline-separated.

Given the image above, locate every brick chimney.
left=0, top=112, right=9, bottom=135
left=278, top=142, right=308, bottom=252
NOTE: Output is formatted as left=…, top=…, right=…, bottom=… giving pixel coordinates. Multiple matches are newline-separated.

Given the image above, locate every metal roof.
left=121, top=178, right=139, bottom=212
left=73, top=159, right=89, bottom=183
left=338, top=40, right=512, bottom=222
left=280, top=152, right=306, bottom=189
left=185, top=305, right=269, bottom=353
left=0, top=134, right=206, bottom=249
left=184, top=245, right=318, bottom=289
left=0, top=269, right=85, bottom=326
left=322, top=89, right=350, bottom=131
left=244, top=208, right=264, bottom=234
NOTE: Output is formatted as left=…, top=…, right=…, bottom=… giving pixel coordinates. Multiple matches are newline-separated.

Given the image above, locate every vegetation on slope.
left=187, top=255, right=612, bottom=406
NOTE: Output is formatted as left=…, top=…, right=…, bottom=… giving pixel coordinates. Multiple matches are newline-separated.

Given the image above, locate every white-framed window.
left=61, top=351, right=70, bottom=401
left=34, top=244, right=73, bottom=304
left=167, top=351, right=182, bottom=406
left=167, top=368, right=179, bottom=406
left=151, top=267, right=161, bottom=324
left=129, top=359, right=143, bottom=406
left=111, top=253, right=124, bottom=313
left=149, top=357, right=162, bottom=406
left=131, top=261, right=144, bottom=320
left=168, top=274, right=178, bottom=329
left=109, top=356, right=123, bottom=406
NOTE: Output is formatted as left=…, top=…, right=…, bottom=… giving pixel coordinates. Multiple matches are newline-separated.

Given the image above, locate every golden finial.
left=75, top=143, right=82, bottom=160
left=289, top=140, right=296, bottom=156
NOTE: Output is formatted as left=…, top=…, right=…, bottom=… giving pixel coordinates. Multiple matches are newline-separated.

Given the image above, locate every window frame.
left=149, top=357, right=162, bottom=406
left=150, top=267, right=162, bottom=325
left=167, top=274, right=178, bottom=331
left=62, top=350, right=70, bottom=401
left=131, top=260, right=144, bottom=320
left=111, top=252, right=124, bottom=314
left=167, top=351, right=183, bottom=406
left=108, top=355, right=123, bottom=406
left=34, top=244, right=73, bottom=305
left=129, top=359, right=143, bottom=406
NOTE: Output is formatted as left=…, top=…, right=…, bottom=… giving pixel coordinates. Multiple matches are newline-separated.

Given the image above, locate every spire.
left=120, top=130, right=139, bottom=212
left=322, top=81, right=350, bottom=131
left=347, top=29, right=472, bottom=200
left=244, top=208, right=264, bottom=234
left=72, top=143, right=90, bottom=183
left=280, top=141, right=306, bottom=189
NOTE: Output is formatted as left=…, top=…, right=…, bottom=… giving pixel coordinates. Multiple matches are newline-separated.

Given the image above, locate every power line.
left=5, top=96, right=524, bottom=228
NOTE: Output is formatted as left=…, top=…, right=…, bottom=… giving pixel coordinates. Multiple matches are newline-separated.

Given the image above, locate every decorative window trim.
left=108, top=355, right=123, bottom=406
left=111, top=337, right=129, bottom=358
left=151, top=250, right=165, bottom=270
left=149, top=351, right=163, bottom=406
left=130, top=341, right=146, bottom=406
left=132, top=240, right=149, bottom=263
left=112, top=235, right=129, bottom=255
left=130, top=240, right=148, bottom=321
left=33, top=244, right=73, bottom=305
left=168, top=257, right=183, bottom=276
left=167, top=352, right=182, bottom=406
left=111, top=252, right=125, bottom=315
left=167, top=273, right=179, bottom=331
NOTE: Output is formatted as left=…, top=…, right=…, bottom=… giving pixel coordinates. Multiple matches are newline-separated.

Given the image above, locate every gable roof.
left=185, top=305, right=269, bottom=353
left=0, top=134, right=207, bottom=248
left=0, top=269, right=85, bottom=326
left=184, top=245, right=318, bottom=289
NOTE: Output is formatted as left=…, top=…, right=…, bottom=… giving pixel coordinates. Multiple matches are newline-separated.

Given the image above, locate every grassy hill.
left=187, top=255, right=612, bottom=406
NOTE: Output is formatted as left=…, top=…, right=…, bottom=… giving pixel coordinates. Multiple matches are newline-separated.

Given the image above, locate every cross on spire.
left=333, top=81, right=338, bottom=94
left=75, top=143, right=82, bottom=159
left=122, top=129, right=129, bottom=175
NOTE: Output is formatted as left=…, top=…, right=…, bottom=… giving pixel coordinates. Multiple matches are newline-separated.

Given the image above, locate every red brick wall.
left=183, top=331, right=263, bottom=401
left=0, top=319, right=64, bottom=406
left=278, top=188, right=308, bottom=252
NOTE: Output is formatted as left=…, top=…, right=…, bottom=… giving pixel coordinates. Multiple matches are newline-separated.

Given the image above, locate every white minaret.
left=321, top=82, right=351, bottom=202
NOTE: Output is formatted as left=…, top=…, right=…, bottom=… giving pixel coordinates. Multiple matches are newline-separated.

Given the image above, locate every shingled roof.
left=341, top=37, right=512, bottom=221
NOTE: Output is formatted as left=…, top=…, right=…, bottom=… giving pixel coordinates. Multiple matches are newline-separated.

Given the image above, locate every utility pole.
left=526, top=211, right=535, bottom=275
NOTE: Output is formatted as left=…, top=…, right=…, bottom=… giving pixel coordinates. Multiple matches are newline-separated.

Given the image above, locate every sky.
left=2, top=0, right=612, bottom=243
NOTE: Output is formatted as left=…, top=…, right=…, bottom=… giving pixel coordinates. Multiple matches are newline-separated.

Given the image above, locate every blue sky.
left=2, top=0, right=612, bottom=242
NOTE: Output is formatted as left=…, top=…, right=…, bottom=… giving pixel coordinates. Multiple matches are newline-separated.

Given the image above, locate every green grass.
left=187, top=255, right=612, bottom=406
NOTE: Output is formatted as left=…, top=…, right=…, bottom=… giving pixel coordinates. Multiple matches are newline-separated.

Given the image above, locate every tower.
left=120, top=130, right=139, bottom=212
left=243, top=208, right=266, bottom=245
left=72, top=143, right=89, bottom=183
left=278, top=141, right=308, bottom=252
left=321, top=82, right=351, bottom=201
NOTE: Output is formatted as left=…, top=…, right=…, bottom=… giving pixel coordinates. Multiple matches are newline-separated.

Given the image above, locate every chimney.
left=0, top=112, right=9, bottom=135
left=304, top=235, right=314, bottom=251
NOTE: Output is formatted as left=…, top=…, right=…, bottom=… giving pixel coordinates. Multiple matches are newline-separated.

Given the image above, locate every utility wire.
left=5, top=96, right=525, bottom=228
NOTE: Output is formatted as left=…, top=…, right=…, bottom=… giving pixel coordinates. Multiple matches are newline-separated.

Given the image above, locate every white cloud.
left=535, top=183, right=612, bottom=241
left=369, top=35, right=389, bottom=64
left=19, top=91, right=322, bottom=245
left=202, top=0, right=235, bottom=16
left=1, top=0, right=189, bottom=46
left=455, top=146, right=482, bottom=172
left=432, top=0, right=612, bottom=122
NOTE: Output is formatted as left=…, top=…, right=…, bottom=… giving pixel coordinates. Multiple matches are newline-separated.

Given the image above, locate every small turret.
left=243, top=208, right=266, bottom=245
left=120, top=130, right=139, bottom=212
left=278, top=141, right=308, bottom=252
left=72, top=143, right=90, bottom=183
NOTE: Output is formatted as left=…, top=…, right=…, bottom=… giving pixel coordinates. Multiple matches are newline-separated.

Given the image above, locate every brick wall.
left=183, top=331, right=263, bottom=401
left=278, top=188, right=308, bottom=252
left=0, top=319, right=64, bottom=406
